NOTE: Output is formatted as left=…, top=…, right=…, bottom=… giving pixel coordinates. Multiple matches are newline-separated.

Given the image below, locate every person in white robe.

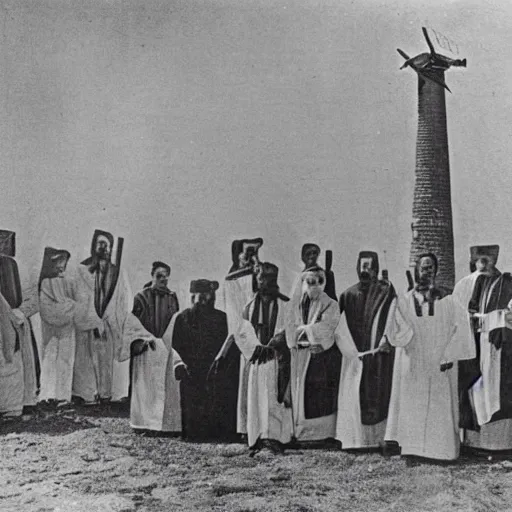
left=0, top=230, right=39, bottom=418
left=38, top=247, right=77, bottom=405
left=71, top=230, right=135, bottom=403
left=459, top=245, right=512, bottom=452
left=285, top=266, right=341, bottom=442
left=382, top=253, right=475, bottom=461
left=238, top=263, right=293, bottom=453
left=216, top=238, right=263, bottom=435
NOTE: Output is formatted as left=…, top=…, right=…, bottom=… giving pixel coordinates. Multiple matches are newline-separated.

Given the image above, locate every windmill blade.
left=418, top=68, right=451, bottom=93
left=397, top=48, right=411, bottom=68
left=422, top=27, right=437, bottom=56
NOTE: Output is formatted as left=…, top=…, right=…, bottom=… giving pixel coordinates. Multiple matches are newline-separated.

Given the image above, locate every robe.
left=171, top=306, right=238, bottom=440
left=0, top=292, right=24, bottom=415
left=335, top=280, right=396, bottom=449
left=130, top=313, right=183, bottom=433
left=384, top=290, right=475, bottom=460
left=38, top=277, right=76, bottom=402
left=72, top=264, right=139, bottom=402
left=0, top=255, right=39, bottom=409
left=130, top=285, right=181, bottom=432
left=219, top=271, right=255, bottom=434
left=286, top=291, right=341, bottom=441
left=242, top=295, right=293, bottom=448
left=462, top=272, right=512, bottom=451
left=132, top=287, right=179, bottom=339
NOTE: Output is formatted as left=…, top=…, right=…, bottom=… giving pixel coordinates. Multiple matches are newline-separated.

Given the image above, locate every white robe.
left=72, top=265, right=138, bottom=402
left=334, top=296, right=394, bottom=449
left=384, top=291, right=475, bottom=460
left=130, top=313, right=183, bottom=432
left=286, top=291, right=341, bottom=441
left=38, top=277, right=76, bottom=402
left=241, top=301, right=293, bottom=448
left=220, top=274, right=255, bottom=434
left=464, top=276, right=512, bottom=450
left=0, top=292, right=24, bottom=415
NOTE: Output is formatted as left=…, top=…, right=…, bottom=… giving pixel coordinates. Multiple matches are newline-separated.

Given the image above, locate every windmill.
left=398, top=27, right=466, bottom=293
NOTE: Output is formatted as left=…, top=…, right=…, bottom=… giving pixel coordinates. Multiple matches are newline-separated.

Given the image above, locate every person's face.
left=303, top=272, right=325, bottom=300
left=95, top=236, right=111, bottom=260
left=257, top=269, right=276, bottom=294
left=238, top=245, right=259, bottom=268
left=476, top=256, right=493, bottom=274
left=418, top=256, right=436, bottom=285
left=359, top=258, right=375, bottom=282
left=53, top=257, right=68, bottom=278
left=192, top=292, right=214, bottom=308
left=303, top=247, right=320, bottom=268
left=152, top=267, right=170, bottom=290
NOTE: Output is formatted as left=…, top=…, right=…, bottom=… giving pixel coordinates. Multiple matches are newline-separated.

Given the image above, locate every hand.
left=175, top=364, right=189, bottom=381
left=378, top=338, right=393, bottom=354
left=131, top=339, right=148, bottom=357
left=440, top=362, right=453, bottom=372
left=148, top=340, right=156, bottom=351
left=309, top=343, right=323, bottom=355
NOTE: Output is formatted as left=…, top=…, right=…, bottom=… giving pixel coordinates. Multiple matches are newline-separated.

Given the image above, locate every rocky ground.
left=2, top=405, right=512, bottom=512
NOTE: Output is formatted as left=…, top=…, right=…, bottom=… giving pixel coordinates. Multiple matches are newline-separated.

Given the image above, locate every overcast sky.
left=1, top=0, right=511, bottom=306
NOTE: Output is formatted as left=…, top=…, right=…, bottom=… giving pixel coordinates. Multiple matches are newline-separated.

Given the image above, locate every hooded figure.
left=239, top=263, right=293, bottom=453
left=381, top=253, right=475, bottom=461
left=0, top=230, right=39, bottom=418
left=38, top=247, right=77, bottom=405
left=72, top=230, right=150, bottom=404
left=170, top=279, right=238, bottom=440
left=284, top=266, right=341, bottom=442
left=459, top=245, right=512, bottom=452
left=335, top=251, right=396, bottom=450
left=216, top=238, right=263, bottom=435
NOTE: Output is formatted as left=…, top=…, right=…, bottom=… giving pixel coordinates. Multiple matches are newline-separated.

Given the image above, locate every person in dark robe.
left=172, top=279, right=239, bottom=441
left=335, top=251, right=396, bottom=451
left=459, top=245, right=512, bottom=452
left=0, top=229, right=40, bottom=418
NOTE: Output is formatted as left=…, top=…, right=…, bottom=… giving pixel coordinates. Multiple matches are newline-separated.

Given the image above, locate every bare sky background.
left=1, top=0, right=511, bottom=308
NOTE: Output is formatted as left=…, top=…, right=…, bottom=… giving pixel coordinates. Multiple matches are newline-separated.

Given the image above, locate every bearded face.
left=475, top=256, right=494, bottom=275
left=417, top=256, right=436, bottom=287
left=359, top=257, right=376, bottom=282
left=94, top=235, right=111, bottom=261
left=192, top=291, right=215, bottom=310
left=303, top=271, right=325, bottom=300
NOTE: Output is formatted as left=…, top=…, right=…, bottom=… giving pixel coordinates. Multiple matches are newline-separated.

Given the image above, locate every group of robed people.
left=1, top=228, right=512, bottom=462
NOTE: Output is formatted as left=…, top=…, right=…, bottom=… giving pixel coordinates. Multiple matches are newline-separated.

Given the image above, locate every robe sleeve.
left=235, top=319, right=261, bottom=360
left=384, top=295, right=414, bottom=348
left=303, top=299, right=341, bottom=350
left=39, top=279, right=75, bottom=328
left=116, top=271, right=155, bottom=362
left=441, top=295, right=476, bottom=363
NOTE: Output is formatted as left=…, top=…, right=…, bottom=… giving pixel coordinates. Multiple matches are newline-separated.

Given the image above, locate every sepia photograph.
left=1, top=0, right=512, bottom=510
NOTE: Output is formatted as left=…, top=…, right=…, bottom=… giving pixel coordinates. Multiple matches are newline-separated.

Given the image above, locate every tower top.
left=397, top=27, right=466, bottom=92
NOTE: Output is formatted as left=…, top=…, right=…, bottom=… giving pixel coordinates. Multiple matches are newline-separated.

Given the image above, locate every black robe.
left=459, top=272, right=512, bottom=430
left=339, top=280, right=396, bottom=425
left=300, top=295, right=342, bottom=420
left=172, top=306, right=239, bottom=440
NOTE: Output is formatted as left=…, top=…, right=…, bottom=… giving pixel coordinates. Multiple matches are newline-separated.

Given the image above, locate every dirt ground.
left=2, top=405, right=512, bottom=512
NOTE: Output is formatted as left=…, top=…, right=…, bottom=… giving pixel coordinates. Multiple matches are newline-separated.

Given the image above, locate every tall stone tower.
left=398, top=28, right=466, bottom=293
